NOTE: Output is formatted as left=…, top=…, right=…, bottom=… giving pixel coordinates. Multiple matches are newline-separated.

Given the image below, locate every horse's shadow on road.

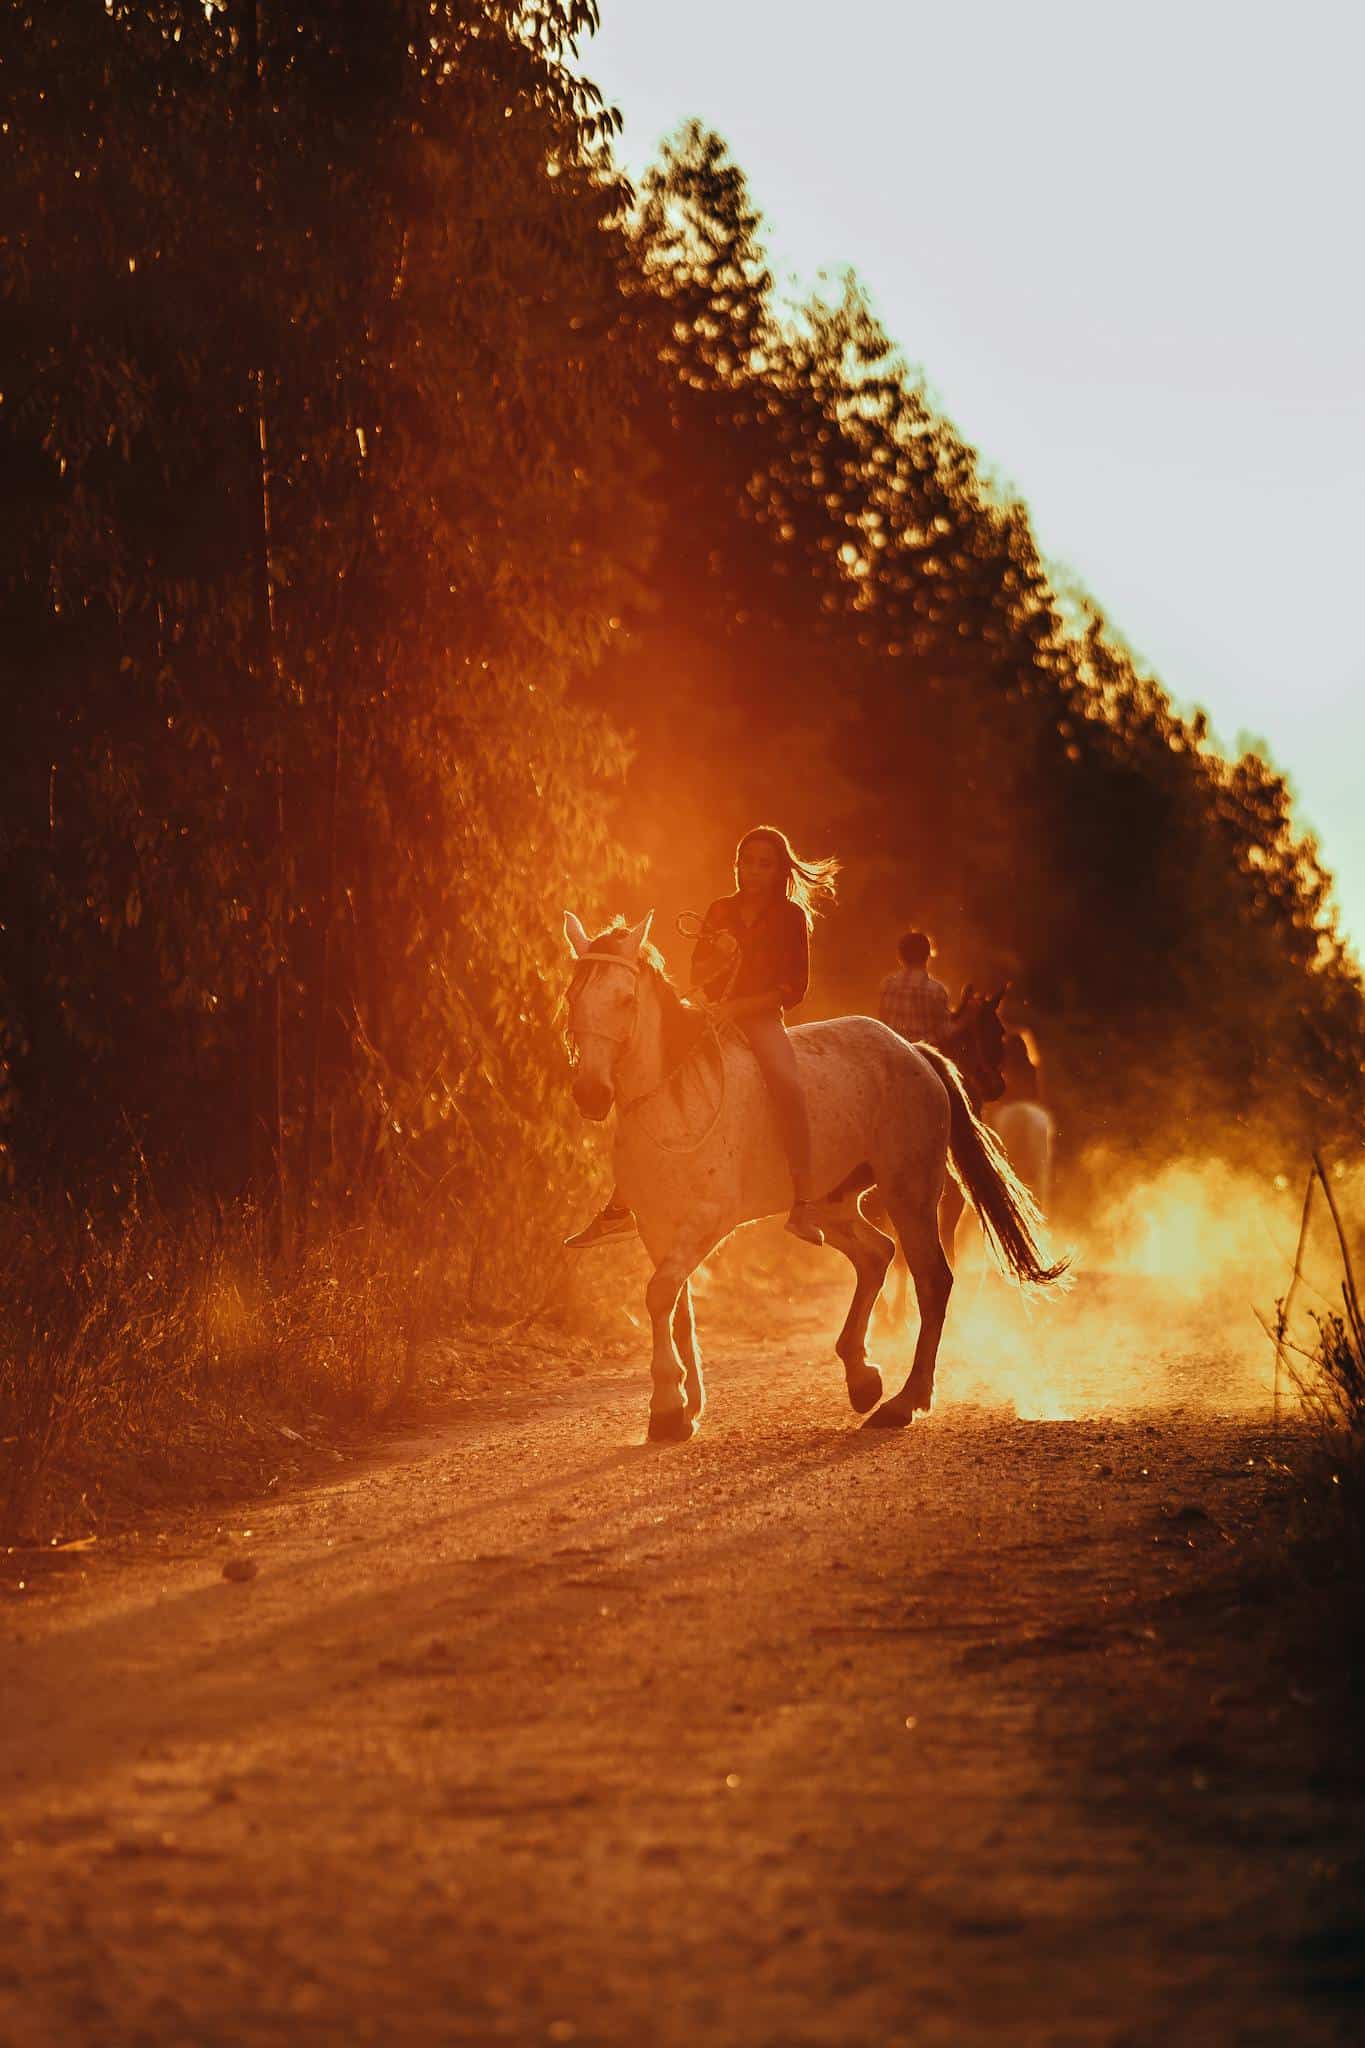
left=3, top=1396, right=925, bottom=1805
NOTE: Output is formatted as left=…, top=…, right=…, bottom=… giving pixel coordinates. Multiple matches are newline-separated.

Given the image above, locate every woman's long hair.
left=735, top=825, right=840, bottom=929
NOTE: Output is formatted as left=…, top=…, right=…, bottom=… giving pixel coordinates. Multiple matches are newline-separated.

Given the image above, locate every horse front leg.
left=645, top=1233, right=716, bottom=1443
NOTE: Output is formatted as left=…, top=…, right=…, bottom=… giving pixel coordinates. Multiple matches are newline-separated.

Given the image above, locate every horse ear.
left=625, top=910, right=654, bottom=956
left=563, top=911, right=590, bottom=958
left=988, top=985, right=1008, bottom=1011
left=960, top=981, right=977, bottom=1007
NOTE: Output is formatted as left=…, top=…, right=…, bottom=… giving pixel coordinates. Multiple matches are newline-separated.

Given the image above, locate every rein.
left=565, top=949, right=729, bottom=1153
left=620, top=1017, right=729, bottom=1155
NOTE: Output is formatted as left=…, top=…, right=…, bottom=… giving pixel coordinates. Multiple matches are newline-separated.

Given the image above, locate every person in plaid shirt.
left=879, top=930, right=952, bottom=1046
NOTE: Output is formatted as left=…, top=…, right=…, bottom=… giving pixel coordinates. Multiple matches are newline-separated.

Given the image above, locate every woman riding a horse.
left=564, top=825, right=837, bottom=1249
left=561, top=871, right=1069, bottom=1441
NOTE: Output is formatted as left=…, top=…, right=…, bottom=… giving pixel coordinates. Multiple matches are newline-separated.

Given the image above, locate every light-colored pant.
left=736, top=1007, right=812, bottom=1194
left=606, top=1009, right=813, bottom=1212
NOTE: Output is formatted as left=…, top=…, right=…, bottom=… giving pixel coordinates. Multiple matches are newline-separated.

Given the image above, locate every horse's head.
left=562, top=910, right=654, bottom=1120
left=944, top=985, right=1008, bottom=1107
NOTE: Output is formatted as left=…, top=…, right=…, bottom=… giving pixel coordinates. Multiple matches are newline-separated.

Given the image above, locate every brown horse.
left=875, top=988, right=1009, bottom=1329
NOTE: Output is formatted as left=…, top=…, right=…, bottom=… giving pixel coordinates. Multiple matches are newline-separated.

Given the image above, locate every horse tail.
left=917, top=1046, right=1072, bottom=1289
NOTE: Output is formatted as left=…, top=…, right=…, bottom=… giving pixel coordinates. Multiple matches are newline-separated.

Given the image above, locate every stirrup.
left=562, top=1206, right=637, bottom=1250
left=785, top=1203, right=825, bottom=1247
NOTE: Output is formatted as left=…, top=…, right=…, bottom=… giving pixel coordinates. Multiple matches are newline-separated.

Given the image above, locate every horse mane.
left=939, top=991, right=1005, bottom=1110
left=591, top=919, right=708, bottom=1072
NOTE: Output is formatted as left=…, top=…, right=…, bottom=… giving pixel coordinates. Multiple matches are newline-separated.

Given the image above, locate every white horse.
left=989, top=1100, right=1056, bottom=1210
left=563, top=911, right=1069, bottom=1442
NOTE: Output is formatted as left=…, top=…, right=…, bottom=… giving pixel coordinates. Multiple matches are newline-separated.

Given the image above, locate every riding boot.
left=562, top=1203, right=637, bottom=1250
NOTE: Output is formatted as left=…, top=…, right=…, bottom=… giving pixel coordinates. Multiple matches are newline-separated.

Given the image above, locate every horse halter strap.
left=567, top=950, right=643, bottom=1051
left=574, top=951, right=642, bottom=976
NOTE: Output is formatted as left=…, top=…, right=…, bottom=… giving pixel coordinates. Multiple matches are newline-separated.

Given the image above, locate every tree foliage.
left=1, top=49, right=1359, bottom=1234
left=1, top=0, right=648, bottom=1214
left=587, top=123, right=1363, bottom=1157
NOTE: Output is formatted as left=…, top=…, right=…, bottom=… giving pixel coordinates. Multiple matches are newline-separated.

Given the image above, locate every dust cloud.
left=583, top=1150, right=1359, bottom=1429
left=934, top=1154, right=1344, bottom=1421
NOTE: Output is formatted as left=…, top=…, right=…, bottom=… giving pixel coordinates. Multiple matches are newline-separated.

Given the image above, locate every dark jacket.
left=691, top=893, right=810, bottom=1011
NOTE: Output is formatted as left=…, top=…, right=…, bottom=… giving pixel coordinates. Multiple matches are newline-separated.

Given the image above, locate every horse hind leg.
left=865, top=1188, right=953, bottom=1429
left=671, top=1279, right=704, bottom=1423
left=938, top=1176, right=966, bottom=1263
left=866, top=1189, right=909, bottom=1333
left=818, top=1199, right=894, bottom=1415
left=885, top=1237, right=909, bottom=1329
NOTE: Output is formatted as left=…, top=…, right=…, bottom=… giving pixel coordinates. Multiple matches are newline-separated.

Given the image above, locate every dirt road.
left=2, top=1283, right=1360, bottom=2047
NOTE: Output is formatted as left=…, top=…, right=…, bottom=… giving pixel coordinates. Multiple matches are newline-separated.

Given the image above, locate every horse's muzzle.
left=572, top=1075, right=614, bottom=1122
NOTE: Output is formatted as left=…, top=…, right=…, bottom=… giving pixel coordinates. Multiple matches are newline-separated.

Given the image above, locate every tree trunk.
left=241, top=0, right=285, bottom=1245
left=298, top=689, right=341, bottom=1236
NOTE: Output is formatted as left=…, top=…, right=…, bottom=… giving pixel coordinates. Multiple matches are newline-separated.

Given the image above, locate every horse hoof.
left=647, top=1408, right=696, bottom=1445
left=862, top=1401, right=913, bottom=1430
left=846, top=1367, right=883, bottom=1415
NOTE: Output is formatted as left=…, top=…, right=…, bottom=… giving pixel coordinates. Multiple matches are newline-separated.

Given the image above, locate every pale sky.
left=580, top=0, right=1365, bottom=955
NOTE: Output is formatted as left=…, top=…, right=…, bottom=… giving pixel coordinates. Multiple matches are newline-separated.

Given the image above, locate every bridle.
left=564, top=948, right=728, bottom=1148
left=564, top=950, right=644, bottom=1059
left=942, top=997, right=1005, bottom=1111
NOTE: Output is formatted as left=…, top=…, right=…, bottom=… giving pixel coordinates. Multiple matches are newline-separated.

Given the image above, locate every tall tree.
left=587, top=124, right=1362, bottom=1153
left=0, top=1, right=651, bottom=1214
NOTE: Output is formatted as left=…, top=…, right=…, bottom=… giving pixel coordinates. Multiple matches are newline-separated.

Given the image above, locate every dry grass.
left=1294, top=1303, right=1365, bottom=1591
left=1278, top=1155, right=1365, bottom=1450
left=1264, top=1155, right=1365, bottom=1714
left=0, top=1184, right=581, bottom=1542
